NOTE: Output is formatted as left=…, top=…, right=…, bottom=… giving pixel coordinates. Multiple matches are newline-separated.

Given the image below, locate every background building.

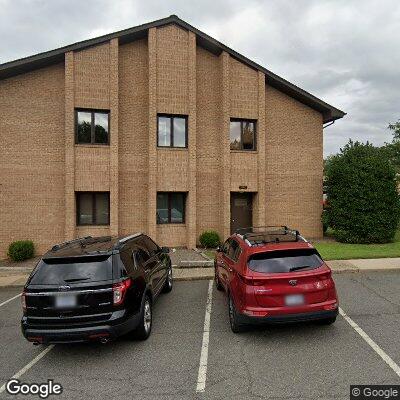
left=0, top=15, right=345, bottom=256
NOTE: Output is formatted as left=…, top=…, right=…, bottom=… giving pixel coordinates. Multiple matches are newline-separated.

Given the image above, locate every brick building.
left=0, top=15, right=345, bottom=256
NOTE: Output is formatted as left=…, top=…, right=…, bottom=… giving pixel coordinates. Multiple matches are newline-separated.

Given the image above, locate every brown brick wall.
left=118, top=39, right=149, bottom=236
left=265, top=85, right=323, bottom=238
left=196, top=47, right=222, bottom=239
left=0, top=64, right=65, bottom=255
left=0, top=25, right=325, bottom=257
left=154, top=25, right=192, bottom=246
left=156, top=25, right=189, bottom=114
left=74, top=43, right=110, bottom=109
left=74, top=146, right=110, bottom=191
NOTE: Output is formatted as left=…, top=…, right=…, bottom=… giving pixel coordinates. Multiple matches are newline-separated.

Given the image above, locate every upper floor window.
left=76, top=192, right=110, bottom=225
left=157, top=115, right=187, bottom=148
left=76, top=109, right=109, bottom=145
left=230, top=119, right=256, bottom=151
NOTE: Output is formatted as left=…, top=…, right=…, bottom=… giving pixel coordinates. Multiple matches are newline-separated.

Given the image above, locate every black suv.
left=21, top=233, right=172, bottom=344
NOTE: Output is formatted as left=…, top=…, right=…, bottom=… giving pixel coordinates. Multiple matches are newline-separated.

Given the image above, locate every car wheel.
left=133, top=295, right=152, bottom=340
left=162, top=266, right=173, bottom=293
left=228, top=294, right=245, bottom=333
left=317, top=316, right=336, bottom=325
left=215, top=266, right=223, bottom=291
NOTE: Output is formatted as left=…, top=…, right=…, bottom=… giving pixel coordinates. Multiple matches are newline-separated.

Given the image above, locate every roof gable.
left=0, top=15, right=345, bottom=123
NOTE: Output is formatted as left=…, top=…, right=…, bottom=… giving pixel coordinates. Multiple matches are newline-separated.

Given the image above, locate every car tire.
left=133, top=295, right=152, bottom=340
left=215, top=266, right=223, bottom=291
left=228, top=294, right=245, bottom=333
left=317, top=316, right=336, bottom=325
left=162, top=266, right=173, bottom=293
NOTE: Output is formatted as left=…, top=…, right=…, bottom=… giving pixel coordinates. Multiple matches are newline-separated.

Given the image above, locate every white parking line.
left=0, top=345, right=55, bottom=394
left=196, top=280, right=213, bottom=393
left=0, top=293, right=21, bottom=308
left=339, top=307, right=400, bottom=378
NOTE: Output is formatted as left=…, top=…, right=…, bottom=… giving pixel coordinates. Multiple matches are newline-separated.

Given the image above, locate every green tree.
left=325, top=140, right=400, bottom=243
left=388, top=119, right=400, bottom=141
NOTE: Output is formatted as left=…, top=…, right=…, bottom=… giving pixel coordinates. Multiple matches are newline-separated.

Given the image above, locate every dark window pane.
left=30, top=257, right=112, bottom=285
left=94, top=112, right=109, bottom=144
left=242, top=122, right=255, bottom=150
left=95, top=193, right=109, bottom=224
left=173, top=118, right=186, bottom=147
left=78, top=193, right=93, bottom=225
left=170, top=193, right=184, bottom=223
left=77, top=112, right=92, bottom=143
left=228, top=240, right=239, bottom=260
left=136, top=248, right=150, bottom=265
left=230, top=121, right=241, bottom=150
left=156, top=193, right=169, bottom=224
left=140, top=236, right=159, bottom=256
left=248, top=249, right=323, bottom=274
left=158, top=116, right=171, bottom=146
left=222, top=240, right=230, bottom=254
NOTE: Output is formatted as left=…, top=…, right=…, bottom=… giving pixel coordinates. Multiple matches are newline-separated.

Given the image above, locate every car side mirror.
left=216, top=246, right=222, bottom=253
left=161, top=246, right=170, bottom=254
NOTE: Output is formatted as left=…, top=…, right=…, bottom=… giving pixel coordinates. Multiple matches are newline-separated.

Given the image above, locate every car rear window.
left=248, top=249, right=323, bottom=274
left=30, top=255, right=112, bottom=285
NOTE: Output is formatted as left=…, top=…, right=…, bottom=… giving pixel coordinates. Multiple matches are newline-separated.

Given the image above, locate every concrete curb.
left=176, top=260, right=214, bottom=268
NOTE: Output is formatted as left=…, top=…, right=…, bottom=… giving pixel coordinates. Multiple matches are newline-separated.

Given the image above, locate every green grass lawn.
left=200, top=231, right=400, bottom=261
left=313, top=230, right=400, bottom=260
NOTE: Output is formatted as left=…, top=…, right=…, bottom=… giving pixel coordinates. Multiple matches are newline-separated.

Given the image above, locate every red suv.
left=214, top=227, right=338, bottom=332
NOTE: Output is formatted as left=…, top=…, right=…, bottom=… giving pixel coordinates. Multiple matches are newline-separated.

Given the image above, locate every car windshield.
left=30, top=256, right=112, bottom=285
left=248, top=249, right=323, bottom=274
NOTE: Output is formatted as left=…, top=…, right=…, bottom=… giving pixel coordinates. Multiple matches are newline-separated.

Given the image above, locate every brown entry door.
left=230, top=193, right=253, bottom=234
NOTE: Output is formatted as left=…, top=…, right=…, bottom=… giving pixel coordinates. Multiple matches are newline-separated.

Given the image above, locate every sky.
left=1, top=0, right=399, bottom=156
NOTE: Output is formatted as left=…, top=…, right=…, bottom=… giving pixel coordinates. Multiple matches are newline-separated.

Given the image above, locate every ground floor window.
left=156, top=192, right=186, bottom=224
left=76, top=192, right=110, bottom=225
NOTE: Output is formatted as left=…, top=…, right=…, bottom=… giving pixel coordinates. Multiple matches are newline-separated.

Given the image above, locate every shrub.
left=8, top=240, right=35, bottom=261
left=199, top=231, right=221, bottom=248
left=325, top=140, right=400, bottom=243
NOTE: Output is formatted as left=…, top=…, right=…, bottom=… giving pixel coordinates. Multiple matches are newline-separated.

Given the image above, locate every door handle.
left=228, top=267, right=233, bottom=272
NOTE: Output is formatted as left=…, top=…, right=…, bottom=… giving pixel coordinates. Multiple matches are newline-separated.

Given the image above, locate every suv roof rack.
left=235, top=226, right=303, bottom=246
left=51, top=236, right=92, bottom=251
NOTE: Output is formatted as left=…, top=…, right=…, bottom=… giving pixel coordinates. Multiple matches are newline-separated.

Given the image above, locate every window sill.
left=157, top=147, right=188, bottom=151
left=230, top=150, right=258, bottom=154
left=157, top=224, right=186, bottom=227
left=76, top=225, right=110, bottom=228
left=75, top=144, right=110, bottom=148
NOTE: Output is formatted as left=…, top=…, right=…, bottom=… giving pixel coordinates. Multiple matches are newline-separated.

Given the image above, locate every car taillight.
left=113, top=278, right=132, bottom=306
left=21, top=290, right=26, bottom=312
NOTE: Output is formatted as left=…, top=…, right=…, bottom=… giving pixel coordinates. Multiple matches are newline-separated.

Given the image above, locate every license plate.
left=285, top=294, right=304, bottom=306
left=55, top=294, right=77, bottom=309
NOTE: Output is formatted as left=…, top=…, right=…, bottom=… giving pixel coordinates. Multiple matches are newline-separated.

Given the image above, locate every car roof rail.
left=113, top=232, right=143, bottom=250
left=235, top=226, right=303, bottom=246
left=51, top=236, right=92, bottom=251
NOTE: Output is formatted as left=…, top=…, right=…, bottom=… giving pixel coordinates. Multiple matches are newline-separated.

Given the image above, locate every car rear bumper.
left=21, top=312, right=141, bottom=344
left=237, top=308, right=338, bottom=325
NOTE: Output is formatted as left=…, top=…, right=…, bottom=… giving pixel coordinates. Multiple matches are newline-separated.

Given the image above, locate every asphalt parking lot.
left=0, top=272, right=399, bottom=399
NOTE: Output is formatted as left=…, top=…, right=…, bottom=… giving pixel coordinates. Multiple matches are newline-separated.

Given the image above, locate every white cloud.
left=1, top=0, right=399, bottom=156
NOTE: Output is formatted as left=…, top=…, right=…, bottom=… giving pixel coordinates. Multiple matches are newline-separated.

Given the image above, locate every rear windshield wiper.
left=289, top=265, right=312, bottom=272
left=63, top=277, right=90, bottom=283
